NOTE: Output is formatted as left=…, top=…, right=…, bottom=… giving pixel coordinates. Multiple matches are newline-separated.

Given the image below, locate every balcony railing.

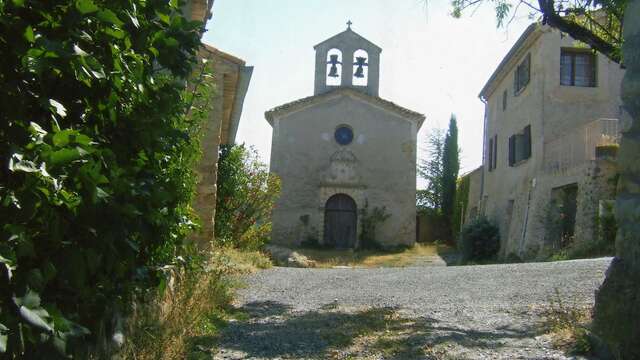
left=544, top=118, right=619, bottom=176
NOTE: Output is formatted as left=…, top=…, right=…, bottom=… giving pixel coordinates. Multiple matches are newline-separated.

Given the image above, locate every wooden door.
left=324, top=194, right=357, bottom=248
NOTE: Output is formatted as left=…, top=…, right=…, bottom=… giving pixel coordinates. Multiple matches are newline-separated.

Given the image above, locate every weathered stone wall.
left=190, top=47, right=250, bottom=248
left=593, top=1, right=640, bottom=356
left=269, top=92, right=419, bottom=248
left=462, top=166, right=483, bottom=225
left=480, top=25, right=625, bottom=258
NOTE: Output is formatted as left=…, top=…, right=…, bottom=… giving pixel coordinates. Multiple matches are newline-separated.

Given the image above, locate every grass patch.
left=297, top=243, right=454, bottom=268
left=538, top=289, right=592, bottom=355
left=121, top=247, right=270, bottom=360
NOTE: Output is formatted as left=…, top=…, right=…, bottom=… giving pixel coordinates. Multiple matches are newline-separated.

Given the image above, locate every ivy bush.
left=459, top=217, right=500, bottom=262
left=359, top=200, right=391, bottom=250
left=0, top=0, right=207, bottom=357
left=215, top=144, right=281, bottom=250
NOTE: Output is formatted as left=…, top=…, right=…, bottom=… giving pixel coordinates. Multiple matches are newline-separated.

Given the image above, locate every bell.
left=327, top=54, right=341, bottom=78
left=328, top=64, right=339, bottom=78
left=353, top=56, right=367, bottom=78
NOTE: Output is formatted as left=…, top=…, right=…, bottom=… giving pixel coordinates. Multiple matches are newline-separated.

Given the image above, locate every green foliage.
left=449, top=0, right=625, bottom=63
left=545, top=200, right=616, bottom=261
left=214, top=144, right=281, bottom=250
left=459, top=217, right=500, bottom=262
left=417, top=128, right=444, bottom=211
left=442, top=115, right=460, bottom=237
left=359, top=200, right=391, bottom=249
left=0, top=0, right=205, bottom=356
left=417, top=115, right=459, bottom=242
left=452, top=173, right=470, bottom=240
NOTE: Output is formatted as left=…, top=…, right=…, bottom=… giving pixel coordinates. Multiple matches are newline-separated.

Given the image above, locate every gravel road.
left=211, top=258, right=611, bottom=360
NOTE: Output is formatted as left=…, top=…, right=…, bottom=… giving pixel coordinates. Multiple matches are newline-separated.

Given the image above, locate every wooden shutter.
left=493, top=135, right=498, bottom=169
left=523, top=125, right=532, bottom=159
left=488, top=137, right=494, bottom=171
left=508, top=135, right=515, bottom=166
left=523, top=54, right=530, bottom=87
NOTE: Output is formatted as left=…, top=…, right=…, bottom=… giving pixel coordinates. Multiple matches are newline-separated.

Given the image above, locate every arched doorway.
left=324, top=194, right=357, bottom=248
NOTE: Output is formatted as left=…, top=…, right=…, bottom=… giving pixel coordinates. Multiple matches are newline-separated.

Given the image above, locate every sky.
left=202, top=0, right=534, bottom=187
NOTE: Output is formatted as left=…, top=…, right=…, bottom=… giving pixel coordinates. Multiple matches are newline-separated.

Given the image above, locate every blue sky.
left=202, top=0, right=534, bottom=186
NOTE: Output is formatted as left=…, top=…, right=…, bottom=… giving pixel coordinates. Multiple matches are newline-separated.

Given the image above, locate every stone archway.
left=323, top=194, right=357, bottom=248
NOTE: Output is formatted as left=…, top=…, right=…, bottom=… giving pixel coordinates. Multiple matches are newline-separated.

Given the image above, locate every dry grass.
left=120, top=247, right=270, bottom=360
left=297, top=243, right=454, bottom=268
left=538, top=289, right=593, bottom=355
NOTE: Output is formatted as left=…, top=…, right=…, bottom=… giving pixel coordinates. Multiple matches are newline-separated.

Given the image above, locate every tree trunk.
left=592, top=0, right=640, bottom=357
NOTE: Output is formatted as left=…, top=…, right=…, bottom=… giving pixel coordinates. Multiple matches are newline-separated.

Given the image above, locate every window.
left=488, top=137, right=493, bottom=172
left=561, top=49, right=596, bottom=87
left=514, top=53, right=530, bottom=94
left=508, top=125, right=531, bottom=166
left=492, top=135, right=498, bottom=169
left=502, top=90, right=507, bottom=111
left=488, top=134, right=498, bottom=171
left=334, top=125, right=353, bottom=145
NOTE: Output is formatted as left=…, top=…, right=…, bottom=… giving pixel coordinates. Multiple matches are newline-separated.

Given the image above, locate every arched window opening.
left=352, top=49, right=369, bottom=86
left=326, top=48, right=342, bottom=86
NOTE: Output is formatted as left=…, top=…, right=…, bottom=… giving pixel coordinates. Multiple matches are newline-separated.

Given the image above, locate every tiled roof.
left=265, top=88, right=425, bottom=127
left=200, top=43, right=246, bottom=65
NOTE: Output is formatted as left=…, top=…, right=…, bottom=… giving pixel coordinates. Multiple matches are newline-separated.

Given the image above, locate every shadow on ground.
left=193, top=300, right=538, bottom=359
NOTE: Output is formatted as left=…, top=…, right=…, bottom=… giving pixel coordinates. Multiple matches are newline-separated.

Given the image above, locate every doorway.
left=323, top=194, right=357, bottom=248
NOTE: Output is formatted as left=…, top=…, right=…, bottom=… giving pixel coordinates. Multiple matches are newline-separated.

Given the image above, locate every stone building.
left=266, top=24, right=425, bottom=248
left=191, top=44, right=253, bottom=246
left=468, top=23, right=625, bottom=258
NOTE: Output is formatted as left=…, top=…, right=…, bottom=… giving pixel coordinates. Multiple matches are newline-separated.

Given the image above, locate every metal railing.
left=544, top=118, right=619, bottom=175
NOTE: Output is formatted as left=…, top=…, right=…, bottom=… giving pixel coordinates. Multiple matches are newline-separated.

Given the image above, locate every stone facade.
left=267, top=26, right=425, bottom=248
left=191, top=45, right=253, bottom=247
left=470, top=23, right=625, bottom=258
left=593, top=1, right=640, bottom=356
left=462, top=166, right=483, bottom=224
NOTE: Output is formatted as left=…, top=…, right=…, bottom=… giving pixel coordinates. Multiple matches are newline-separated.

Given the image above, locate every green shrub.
left=0, top=1, right=205, bottom=357
left=214, top=145, right=281, bottom=250
left=359, top=200, right=391, bottom=250
left=459, top=217, right=500, bottom=262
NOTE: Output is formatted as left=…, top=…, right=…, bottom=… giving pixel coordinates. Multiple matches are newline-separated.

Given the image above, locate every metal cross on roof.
left=347, top=20, right=353, bottom=29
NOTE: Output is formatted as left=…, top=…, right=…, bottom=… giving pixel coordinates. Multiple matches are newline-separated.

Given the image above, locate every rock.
left=264, top=245, right=316, bottom=268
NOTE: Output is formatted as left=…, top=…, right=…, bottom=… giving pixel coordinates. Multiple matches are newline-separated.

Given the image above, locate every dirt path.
left=205, top=258, right=611, bottom=359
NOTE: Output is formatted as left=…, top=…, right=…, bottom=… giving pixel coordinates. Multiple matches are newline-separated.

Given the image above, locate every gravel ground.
left=211, top=258, right=611, bottom=360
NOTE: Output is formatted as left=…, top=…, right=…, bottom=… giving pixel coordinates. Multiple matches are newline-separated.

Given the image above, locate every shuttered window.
left=514, top=53, right=531, bottom=94
left=488, top=137, right=494, bottom=172
left=523, top=125, right=531, bottom=159
left=508, top=125, right=532, bottom=166
left=560, top=49, right=596, bottom=87
left=493, top=135, right=498, bottom=170
left=508, top=135, right=515, bottom=166
left=502, top=90, right=507, bottom=111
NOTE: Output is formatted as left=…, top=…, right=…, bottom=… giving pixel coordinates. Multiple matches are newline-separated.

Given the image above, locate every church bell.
left=353, top=56, right=368, bottom=78
left=327, top=54, right=341, bottom=78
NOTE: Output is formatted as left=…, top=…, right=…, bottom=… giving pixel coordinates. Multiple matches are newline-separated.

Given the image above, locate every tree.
left=418, top=128, right=445, bottom=211
left=451, top=0, right=625, bottom=62
left=0, top=1, right=204, bottom=356
left=442, top=115, right=461, bottom=236
left=215, top=144, right=281, bottom=250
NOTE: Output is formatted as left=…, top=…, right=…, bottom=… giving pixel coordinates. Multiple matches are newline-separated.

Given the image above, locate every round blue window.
left=334, top=126, right=354, bottom=145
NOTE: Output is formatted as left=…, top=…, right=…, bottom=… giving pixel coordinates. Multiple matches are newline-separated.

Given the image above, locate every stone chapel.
left=266, top=23, right=425, bottom=249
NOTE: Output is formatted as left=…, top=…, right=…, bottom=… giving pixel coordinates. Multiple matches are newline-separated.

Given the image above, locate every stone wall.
left=190, top=46, right=252, bottom=248
left=593, top=2, right=640, bottom=356
left=269, top=92, right=420, bottom=248
left=479, top=24, right=625, bottom=258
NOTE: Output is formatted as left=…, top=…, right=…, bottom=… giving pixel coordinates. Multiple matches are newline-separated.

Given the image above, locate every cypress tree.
left=442, top=114, right=460, bottom=238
